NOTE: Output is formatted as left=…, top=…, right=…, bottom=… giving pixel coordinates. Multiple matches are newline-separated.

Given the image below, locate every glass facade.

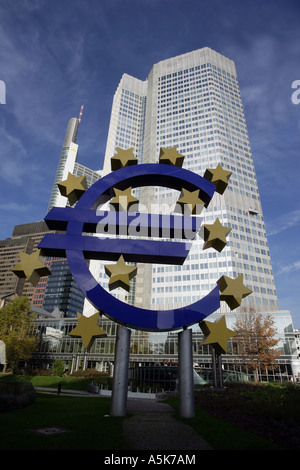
left=30, top=310, right=298, bottom=382
left=42, top=259, right=85, bottom=318
left=150, top=55, right=277, bottom=312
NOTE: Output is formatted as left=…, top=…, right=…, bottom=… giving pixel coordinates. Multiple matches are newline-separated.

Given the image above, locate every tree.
left=0, top=297, right=38, bottom=373
left=52, top=359, right=65, bottom=376
left=233, top=310, right=280, bottom=382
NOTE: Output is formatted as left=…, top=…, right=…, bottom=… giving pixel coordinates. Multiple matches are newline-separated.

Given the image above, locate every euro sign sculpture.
left=38, top=159, right=240, bottom=331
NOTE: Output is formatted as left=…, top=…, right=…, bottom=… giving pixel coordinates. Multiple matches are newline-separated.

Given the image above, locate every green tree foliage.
left=0, top=297, right=38, bottom=372
left=52, top=359, right=65, bottom=376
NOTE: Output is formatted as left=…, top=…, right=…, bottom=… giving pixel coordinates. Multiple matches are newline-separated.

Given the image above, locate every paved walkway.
left=124, top=397, right=212, bottom=450
left=36, top=387, right=212, bottom=450
left=35, top=386, right=99, bottom=397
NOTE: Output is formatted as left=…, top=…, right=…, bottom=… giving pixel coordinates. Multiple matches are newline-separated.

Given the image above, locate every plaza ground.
left=1, top=378, right=299, bottom=450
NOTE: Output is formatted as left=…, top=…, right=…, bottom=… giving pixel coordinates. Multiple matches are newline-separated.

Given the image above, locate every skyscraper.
left=39, top=108, right=102, bottom=317
left=99, top=47, right=278, bottom=315
left=48, top=115, right=80, bottom=211
left=25, top=47, right=298, bottom=381
left=47, top=105, right=102, bottom=212
left=0, top=221, right=52, bottom=301
left=42, top=259, right=86, bottom=318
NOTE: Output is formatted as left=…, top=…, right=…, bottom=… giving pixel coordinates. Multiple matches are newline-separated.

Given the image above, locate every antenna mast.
left=78, top=104, right=84, bottom=125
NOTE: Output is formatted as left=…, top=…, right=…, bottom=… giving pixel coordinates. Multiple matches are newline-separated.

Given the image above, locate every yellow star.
left=69, top=312, right=107, bottom=349
left=57, top=172, right=87, bottom=205
left=104, top=255, right=137, bottom=292
left=199, top=315, right=237, bottom=355
left=203, top=164, right=232, bottom=195
left=175, top=188, right=205, bottom=215
left=202, top=218, right=232, bottom=252
left=217, top=274, right=252, bottom=310
left=110, top=187, right=139, bottom=212
left=159, top=146, right=185, bottom=167
left=111, top=147, right=138, bottom=171
left=12, top=249, right=51, bottom=287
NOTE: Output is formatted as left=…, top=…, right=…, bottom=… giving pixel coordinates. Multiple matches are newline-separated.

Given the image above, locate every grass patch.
left=0, top=374, right=107, bottom=392
left=0, top=394, right=130, bottom=450
left=167, top=396, right=285, bottom=450
left=1, top=377, right=297, bottom=450
left=195, top=382, right=300, bottom=423
left=167, top=382, right=300, bottom=450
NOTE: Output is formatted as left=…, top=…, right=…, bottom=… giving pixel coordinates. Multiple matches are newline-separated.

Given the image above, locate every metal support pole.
left=211, top=348, right=224, bottom=389
left=70, top=355, right=76, bottom=374
left=110, top=324, right=131, bottom=417
left=211, top=348, right=218, bottom=388
left=83, top=350, right=88, bottom=370
left=217, top=354, right=224, bottom=389
left=178, top=327, right=195, bottom=418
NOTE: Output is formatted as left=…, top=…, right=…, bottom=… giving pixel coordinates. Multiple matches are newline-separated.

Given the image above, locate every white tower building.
left=48, top=105, right=102, bottom=211
left=100, top=47, right=278, bottom=315
left=48, top=116, right=80, bottom=211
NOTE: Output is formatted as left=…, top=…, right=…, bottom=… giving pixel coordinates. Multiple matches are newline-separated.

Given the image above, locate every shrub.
left=24, top=368, right=52, bottom=376
left=52, top=359, right=65, bottom=377
left=0, top=381, right=36, bottom=413
left=70, top=369, right=109, bottom=378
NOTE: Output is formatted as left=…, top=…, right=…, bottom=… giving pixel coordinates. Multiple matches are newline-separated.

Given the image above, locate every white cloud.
left=266, top=209, right=300, bottom=236
left=277, top=260, right=300, bottom=275
left=0, top=202, right=32, bottom=212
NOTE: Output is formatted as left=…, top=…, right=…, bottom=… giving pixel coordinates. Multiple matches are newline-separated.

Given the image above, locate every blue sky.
left=1, top=0, right=300, bottom=326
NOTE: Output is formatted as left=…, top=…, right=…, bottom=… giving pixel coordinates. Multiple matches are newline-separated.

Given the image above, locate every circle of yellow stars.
left=11, top=145, right=252, bottom=350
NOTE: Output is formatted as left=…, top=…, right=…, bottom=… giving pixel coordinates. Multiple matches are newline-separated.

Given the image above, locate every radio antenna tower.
left=78, top=104, right=84, bottom=125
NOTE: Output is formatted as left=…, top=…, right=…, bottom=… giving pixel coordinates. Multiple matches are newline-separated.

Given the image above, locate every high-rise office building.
left=27, top=48, right=299, bottom=381
left=42, top=259, right=85, bottom=318
left=98, top=47, right=278, bottom=315
left=48, top=116, right=80, bottom=211
left=36, top=109, right=102, bottom=317
left=0, top=221, right=52, bottom=301
left=47, top=106, right=102, bottom=212
left=0, top=235, right=34, bottom=298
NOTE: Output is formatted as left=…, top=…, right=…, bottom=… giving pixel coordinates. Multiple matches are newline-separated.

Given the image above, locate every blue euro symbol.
left=39, top=164, right=221, bottom=331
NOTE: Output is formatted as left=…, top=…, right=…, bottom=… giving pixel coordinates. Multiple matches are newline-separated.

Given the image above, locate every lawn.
left=0, top=393, right=130, bottom=450
left=190, top=382, right=300, bottom=450
left=168, top=397, right=286, bottom=450
left=0, top=373, right=109, bottom=391
left=1, top=375, right=299, bottom=451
